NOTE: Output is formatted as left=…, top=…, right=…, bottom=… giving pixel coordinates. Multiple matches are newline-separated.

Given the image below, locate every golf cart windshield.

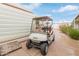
left=31, top=16, right=52, bottom=34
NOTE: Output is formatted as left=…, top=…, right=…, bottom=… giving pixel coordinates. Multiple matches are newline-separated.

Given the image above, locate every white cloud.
left=54, top=19, right=72, bottom=24
left=39, top=14, right=52, bottom=18
left=43, top=14, right=52, bottom=17
left=52, top=5, right=79, bottom=13
left=22, top=3, right=42, bottom=10
left=31, top=3, right=42, bottom=8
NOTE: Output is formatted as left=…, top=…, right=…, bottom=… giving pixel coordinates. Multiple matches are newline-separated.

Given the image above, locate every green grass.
left=60, top=25, right=79, bottom=40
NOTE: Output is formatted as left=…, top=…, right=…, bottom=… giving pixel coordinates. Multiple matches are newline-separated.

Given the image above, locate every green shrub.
left=60, top=25, right=79, bottom=40
left=68, top=28, right=79, bottom=40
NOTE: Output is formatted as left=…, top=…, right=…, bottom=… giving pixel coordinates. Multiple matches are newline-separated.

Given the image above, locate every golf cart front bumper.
left=30, top=40, right=48, bottom=49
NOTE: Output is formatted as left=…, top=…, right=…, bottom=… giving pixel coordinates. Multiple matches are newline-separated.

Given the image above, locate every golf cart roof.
left=33, top=16, right=52, bottom=21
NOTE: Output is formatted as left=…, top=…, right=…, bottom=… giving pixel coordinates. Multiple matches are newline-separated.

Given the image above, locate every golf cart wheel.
left=52, top=35, right=55, bottom=42
left=40, top=43, right=48, bottom=56
left=26, top=40, right=32, bottom=49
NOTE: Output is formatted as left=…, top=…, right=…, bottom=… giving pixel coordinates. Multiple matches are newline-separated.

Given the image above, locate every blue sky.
left=21, top=3, right=79, bottom=23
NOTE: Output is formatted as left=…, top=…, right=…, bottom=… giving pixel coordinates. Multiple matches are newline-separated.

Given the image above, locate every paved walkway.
left=6, top=29, right=79, bottom=56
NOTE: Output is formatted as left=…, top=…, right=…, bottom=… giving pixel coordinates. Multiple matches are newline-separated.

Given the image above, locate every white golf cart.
left=26, top=16, right=55, bottom=56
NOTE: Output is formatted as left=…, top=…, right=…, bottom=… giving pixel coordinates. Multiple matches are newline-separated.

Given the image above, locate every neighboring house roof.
left=75, top=15, right=79, bottom=24
left=75, top=15, right=79, bottom=19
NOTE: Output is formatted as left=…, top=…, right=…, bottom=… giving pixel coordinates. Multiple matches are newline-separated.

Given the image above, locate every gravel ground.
left=6, top=29, right=79, bottom=56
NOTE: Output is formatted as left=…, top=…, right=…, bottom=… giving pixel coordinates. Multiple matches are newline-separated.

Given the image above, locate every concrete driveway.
left=6, top=29, right=79, bottom=56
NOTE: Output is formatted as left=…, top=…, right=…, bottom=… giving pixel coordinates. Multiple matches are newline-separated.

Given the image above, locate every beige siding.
left=0, top=4, right=35, bottom=43
left=74, top=24, right=79, bottom=29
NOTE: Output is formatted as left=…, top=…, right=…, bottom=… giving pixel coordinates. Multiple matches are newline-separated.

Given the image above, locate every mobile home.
left=0, top=3, right=36, bottom=55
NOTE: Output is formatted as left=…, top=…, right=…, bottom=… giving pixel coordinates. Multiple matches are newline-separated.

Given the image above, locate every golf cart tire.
left=26, top=40, right=32, bottom=49
left=40, top=43, right=48, bottom=56
left=49, top=35, right=55, bottom=45
left=52, top=35, right=55, bottom=42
